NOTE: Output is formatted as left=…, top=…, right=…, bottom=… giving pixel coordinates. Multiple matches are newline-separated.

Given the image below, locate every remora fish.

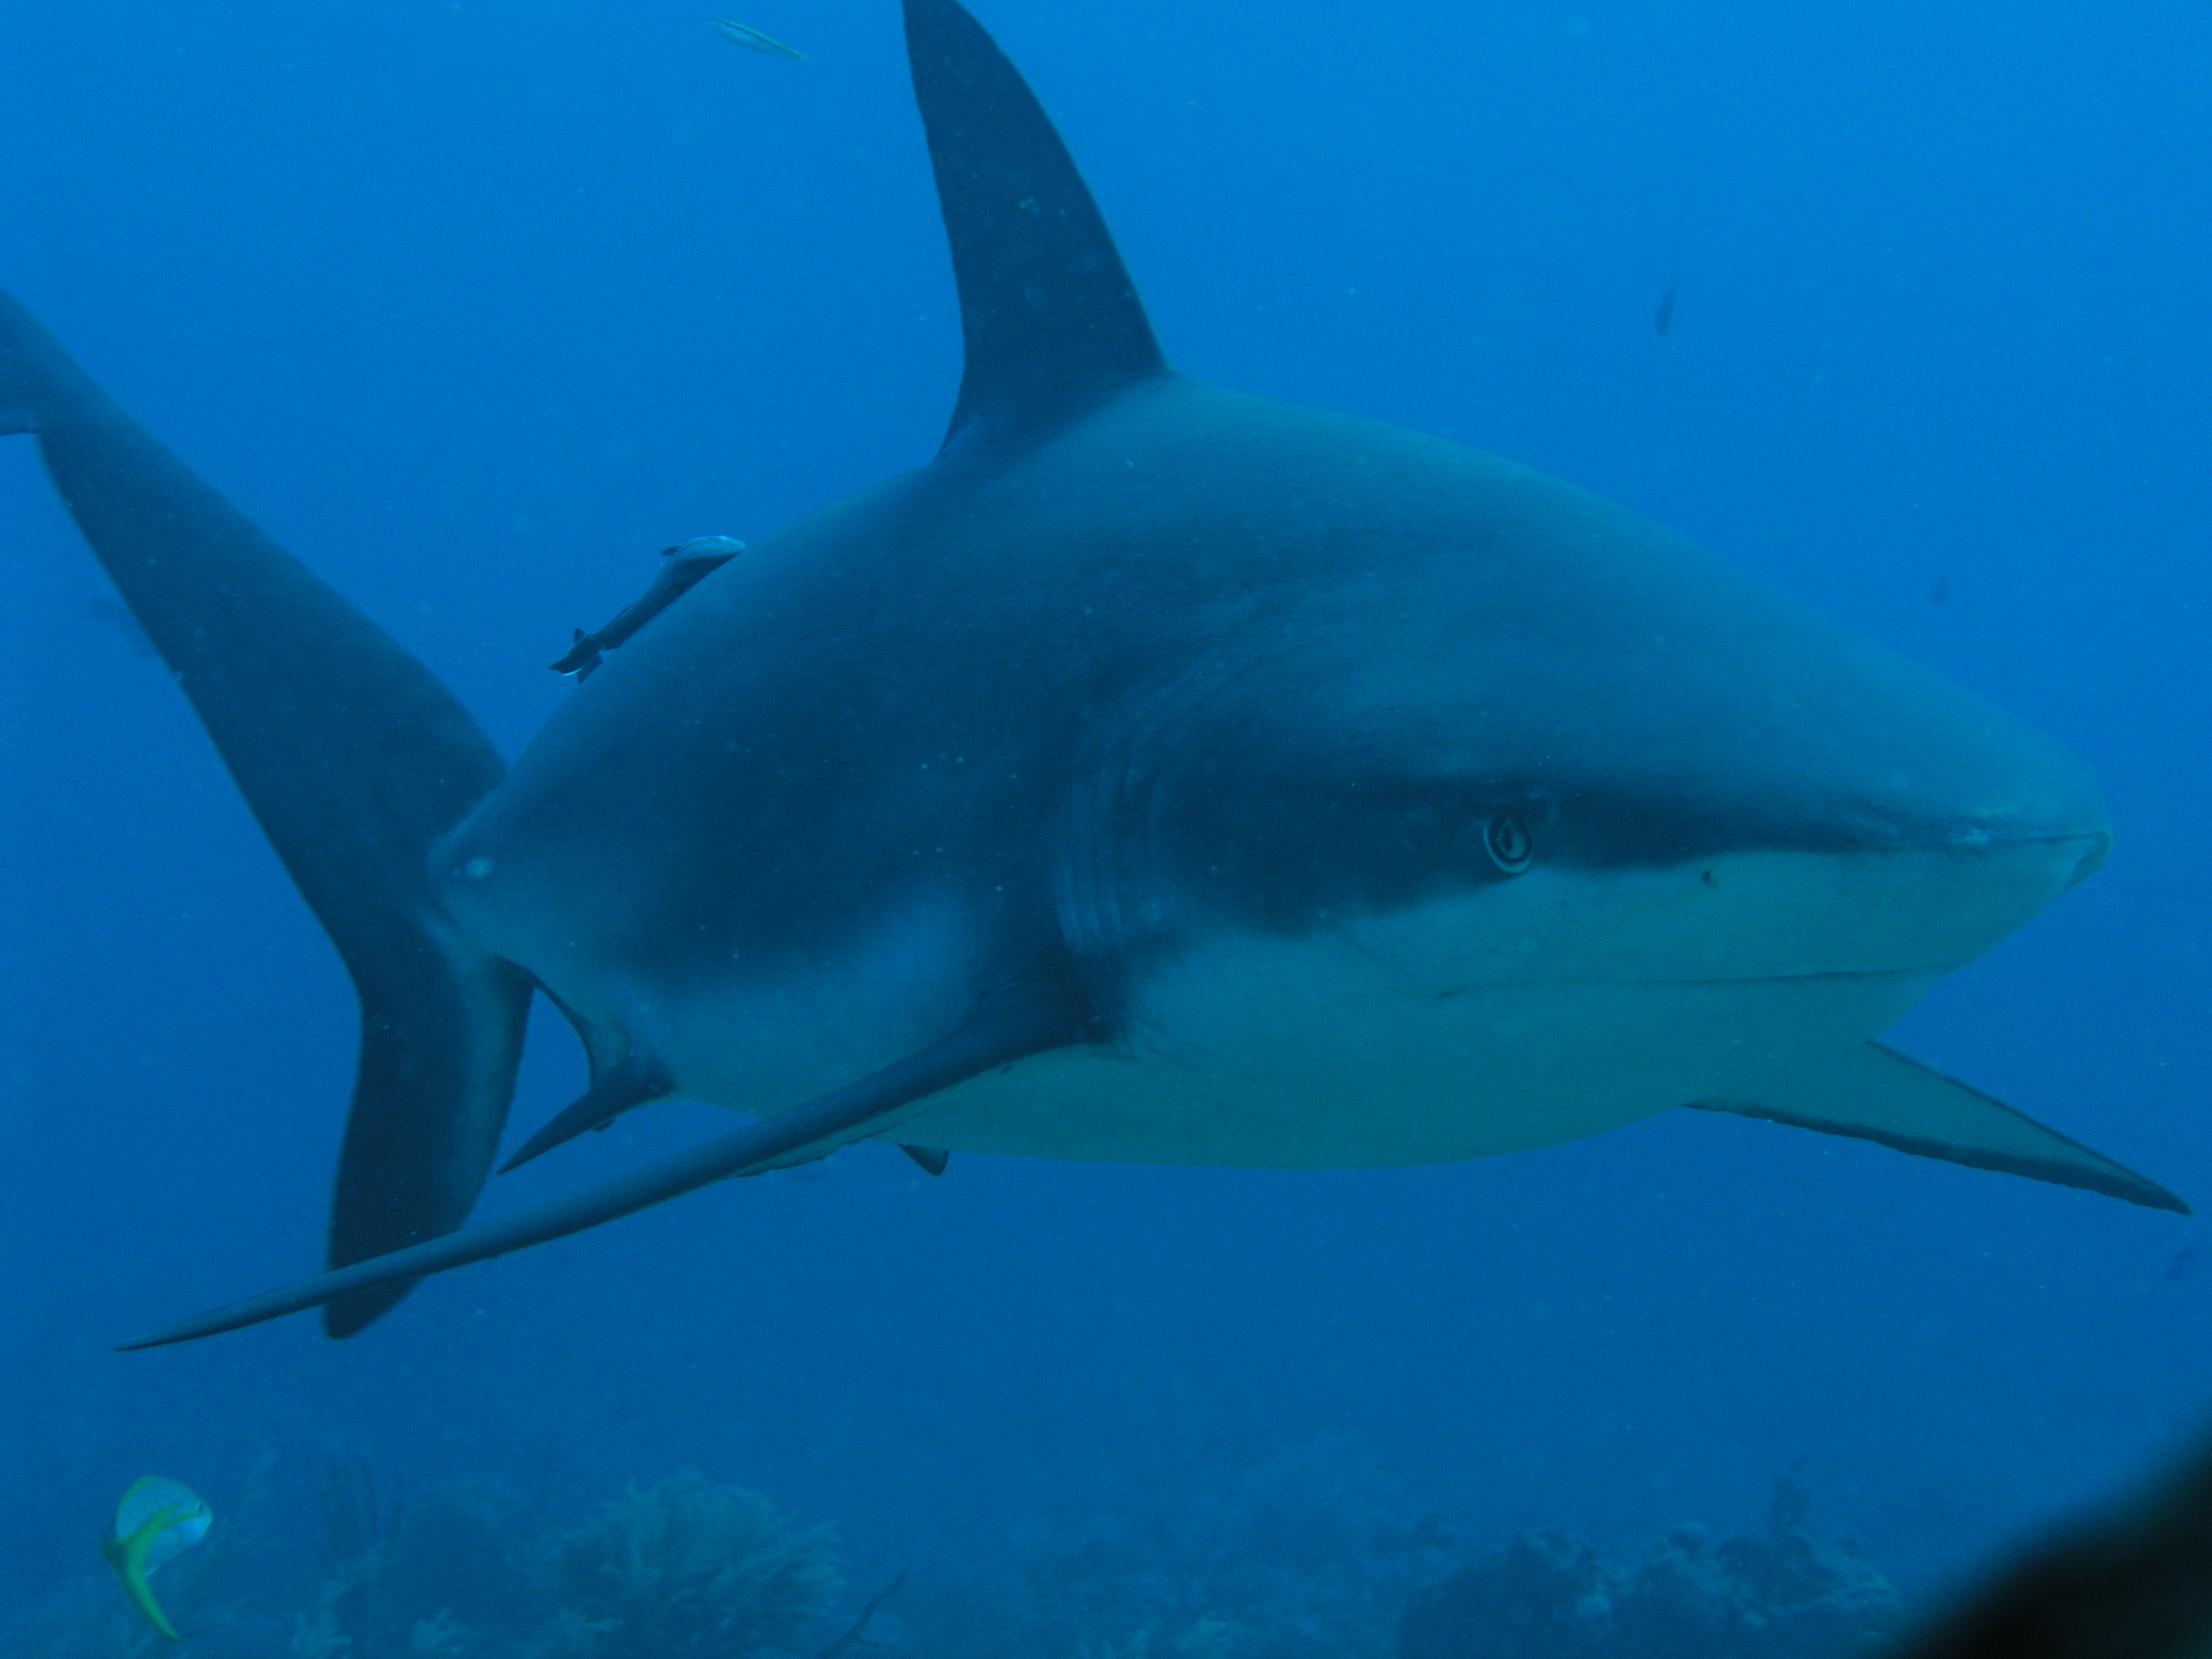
left=0, top=0, right=2180, bottom=1349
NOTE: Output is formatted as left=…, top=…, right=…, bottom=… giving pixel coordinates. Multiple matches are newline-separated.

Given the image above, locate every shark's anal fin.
left=899, top=1144, right=950, bottom=1176
left=1691, top=1041, right=2187, bottom=1213
left=118, top=970, right=1099, bottom=1348
left=904, top=0, right=1167, bottom=454
left=2, top=288, right=535, bottom=1338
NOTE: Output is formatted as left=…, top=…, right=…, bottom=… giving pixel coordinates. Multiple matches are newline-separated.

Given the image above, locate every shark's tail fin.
left=2, top=287, right=532, bottom=1338
left=0, top=288, right=86, bottom=435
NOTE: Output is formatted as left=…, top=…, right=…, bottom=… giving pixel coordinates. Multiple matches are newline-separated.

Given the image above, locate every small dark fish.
left=1929, top=574, right=1949, bottom=606
left=2164, top=1246, right=2199, bottom=1284
left=83, top=595, right=157, bottom=659
left=1654, top=279, right=1678, bottom=336
left=711, top=17, right=808, bottom=59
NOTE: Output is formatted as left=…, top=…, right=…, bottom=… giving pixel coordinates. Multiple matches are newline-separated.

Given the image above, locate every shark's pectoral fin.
left=119, top=970, right=1099, bottom=1349
left=1690, top=1041, right=2186, bottom=1213
left=899, top=1144, right=950, bottom=1176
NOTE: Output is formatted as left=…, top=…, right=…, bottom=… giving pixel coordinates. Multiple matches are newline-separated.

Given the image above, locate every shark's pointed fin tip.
left=322, top=1286, right=410, bottom=1340
left=899, top=1143, right=951, bottom=1176
left=0, top=285, right=89, bottom=435
left=498, top=1055, right=674, bottom=1175
left=120, top=969, right=1096, bottom=1349
left=1693, top=1039, right=2187, bottom=1214
left=901, top=0, right=1166, bottom=453
left=9, top=274, right=543, bottom=1343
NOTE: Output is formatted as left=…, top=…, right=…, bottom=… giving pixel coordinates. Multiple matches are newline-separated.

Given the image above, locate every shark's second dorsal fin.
left=904, top=0, right=1166, bottom=454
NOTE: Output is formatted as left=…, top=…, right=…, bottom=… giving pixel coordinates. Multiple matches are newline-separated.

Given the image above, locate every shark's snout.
left=1893, top=826, right=2108, bottom=972
left=1795, top=708, right=2113, bottom=974
left=1915, top=710, right=2110, bottom=900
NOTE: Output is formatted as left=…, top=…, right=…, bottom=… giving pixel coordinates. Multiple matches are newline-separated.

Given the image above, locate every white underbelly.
left=584, top=842, right=2078, bottom=1170
left=896, top=841, right=2081, bottom=1166
left=895, top=937, right=1945, bottom=1166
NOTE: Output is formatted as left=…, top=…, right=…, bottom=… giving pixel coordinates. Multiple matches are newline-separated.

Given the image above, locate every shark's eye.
left=1484, top=811, right=1534, bottom=874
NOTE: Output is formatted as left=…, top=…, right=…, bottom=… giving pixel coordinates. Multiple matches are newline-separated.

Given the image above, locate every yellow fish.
left=101, top=1477, right=212, bottom=1641
left=709, top=17, right=808, bottom=59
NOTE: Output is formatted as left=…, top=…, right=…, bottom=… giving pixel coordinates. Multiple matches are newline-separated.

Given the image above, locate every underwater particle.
left=101, top=1476, right=213, bottom=1640
left=1654, top=279, right=1678, bottom=335
left=2164, top=1245, right=2199, bottom=1283
left=710, top=17, right=808, bottom=58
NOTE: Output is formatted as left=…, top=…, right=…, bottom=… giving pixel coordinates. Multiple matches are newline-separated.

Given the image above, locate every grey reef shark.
left=0, top=0, right=2180, bottom=1350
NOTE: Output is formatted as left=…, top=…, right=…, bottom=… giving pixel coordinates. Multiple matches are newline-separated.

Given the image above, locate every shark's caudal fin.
left=1692, top=1041, right=2186, bottom=1213
left=1, top=289, right=534, bottom=1337
left=904, top=0, right=1168, bottom=454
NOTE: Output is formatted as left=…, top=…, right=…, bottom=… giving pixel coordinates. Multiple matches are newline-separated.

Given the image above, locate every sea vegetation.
left=925, top=1435, right=1458, bottom=1659
left=5, top=1461, right=845, bottom=1659
left=907, top=1444, right=1894, bottom=1659
left=1396, top=1466, right=1901, bottom=1659
left=8, top=1448, right=1901, bottom=1659
left=293, top=1465, right=844, bottom=1659
left=538, top=1469, right=843, bottom=1659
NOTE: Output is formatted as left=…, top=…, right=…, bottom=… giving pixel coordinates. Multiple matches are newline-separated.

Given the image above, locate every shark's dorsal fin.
left=905, top=0, right=1166, bottom=454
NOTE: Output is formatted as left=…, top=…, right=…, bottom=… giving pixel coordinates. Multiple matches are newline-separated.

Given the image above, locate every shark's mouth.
left=1428, top=964, right=1972, bottom=998
left=1332, top=836, right=2109, bottom=994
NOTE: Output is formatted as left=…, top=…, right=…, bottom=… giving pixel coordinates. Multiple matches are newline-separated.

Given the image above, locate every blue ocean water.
left=3, top=0, right=2207, bottom=1649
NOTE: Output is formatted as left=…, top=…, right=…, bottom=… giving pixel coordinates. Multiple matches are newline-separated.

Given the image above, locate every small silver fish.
left=710, top=17, right=808, bottom=59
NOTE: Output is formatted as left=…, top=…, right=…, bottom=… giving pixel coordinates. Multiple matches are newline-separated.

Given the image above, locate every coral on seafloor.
left=537, top=1468, right=844, bottom=1659
left=1396, top=1470, right=1901, bottom=1659
left=4, top=1460, right=848, bottom=1659
left=928, top=1434, right=1457, bottom=1659
left=4, top=1446, right=1904, bottom=1659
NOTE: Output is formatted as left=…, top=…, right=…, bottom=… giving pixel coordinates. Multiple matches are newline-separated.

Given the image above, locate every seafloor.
left=14, top=1447, right=1902, bottom=1659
